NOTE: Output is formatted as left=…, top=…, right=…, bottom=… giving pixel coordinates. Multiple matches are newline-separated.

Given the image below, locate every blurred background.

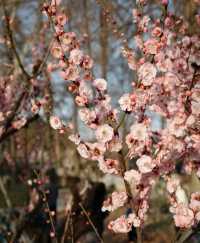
left=0, top=0, right=200, bottom=242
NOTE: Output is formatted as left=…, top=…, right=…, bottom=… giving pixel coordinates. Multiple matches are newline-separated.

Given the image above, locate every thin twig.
left=70, top=215, right=74, bottom=243
left=176, top=229, right=193, bottom=243
left=0, top=177, right=12, bottom=208
left=79, top=202, right=104, bottom=243
left=61, top=209, right=71, bottom=243
left=33, top=38, right=55, bottom=78
left=33, top=170, right=59, bottom=243
left=1, top=0, right=31, bottom=81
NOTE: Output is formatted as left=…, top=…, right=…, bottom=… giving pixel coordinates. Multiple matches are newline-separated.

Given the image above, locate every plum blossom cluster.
left=166, top=176, right=200, bottom=228
left=46, top=0, right=200, bottom=237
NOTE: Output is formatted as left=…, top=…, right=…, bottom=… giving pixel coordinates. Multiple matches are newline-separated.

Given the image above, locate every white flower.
left=51, top=44, right=62, bottom=59
left=108, top=215, right=132, bottom=233
left=127, top=213, right=141, bottom=227
left=87, top=142, right=106, bottom=161
left=79, top=108, right=96, bottom=124
left=94, top=78, right=107, bottom=91
left=98, top=158, right=119, bottom=175
left=95, top=124, right=114, bottom=143
left=108, top=137, right=122, bottom=152
left=191, top=101, right=200, bottom=115
left=49, top=116, right=62, bottom=130
left=68, top=134, right=81, bottom=145
left=136, top=155, right=155, bottom=173
left=130, top=123, right=148, bottom=141
left=124, top=169, right=141, bottom=185
left=102, top=191, right=128, bottom=212
left=69, top=49, right=83, bottom=65
left=77, top=143, right=90, bottom=159
left=138, top=62, right=157, bottom=86
left=119, top=93, right=134, bottom=112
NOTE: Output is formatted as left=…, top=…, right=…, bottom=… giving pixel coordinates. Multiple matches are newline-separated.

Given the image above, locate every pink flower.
left=166, top=177, right=180, bottom=194
left=12, top=118, right=27, bottom=130
left=128, top=213, right=141, bottom=227
left=189, top=192, right=200, bottom=212
left=87, top=142, right=106, bottom=161
left=144, top=39, right=160, bottom=55
left=124, top=169, right=141, bottom=185
left=93, top=78, right=107, bottom=91
left=79, top=108, right=96, bottom=124
left=98, top=158, right=119, bottom=175
left=60, top=66, right=79, bottom=81
left=108, top=215, right=132, bottom=233
left=68, top=134, right=81, bottom=145
left=108, top=137, right=122, bottom=152
left=82, top=55, right=94, bottom=69
left=152, top=27, right=162, bottom=37
left=77, top=143, right=90, bottom=159
left=95, top=124, right=114, bottom=143
left=69, top=49, right=83, bottom=65
left=167, top=119, right=186, bottom=138
left=130, top=123, right=148, bottom=141
left=119, top=93, right=135, bottom=112
left=138, top=62, right=157, bottom=86
left=173, top=203, right=194, bottom=228
left=75, top=95, right=88, bottom=106
left=191, top=88, right=200, bottom=103
left=102, top=191, right=128, bottom=212
left=138, top=15, right=150, bottom=32
left=51, top=0, right=61, bottom=6
left=125, top=133, right=135, bottom=149
left=51, top=44, right=62, bottom=59
left=56, top=13, right=67, bottom=26
left=161, top=0, right=168, bottom=5
left=49, top=116, right=62, bottom=130
left=61, top=32, right=76, bottom=45
left=136, top=155, right=155, bottom=173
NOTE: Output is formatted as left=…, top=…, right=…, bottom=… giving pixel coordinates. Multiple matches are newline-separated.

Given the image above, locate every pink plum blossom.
left=119, top=93, right=135, bottom=112
left=95, top=124, right=114, bottom=143
left=124, top=169, right=141, bottom=185
left=69, top=49, right=83, bottom=65
left=108, top=215, right=132, bottom=233
left=102, top=191, right=128, bottom=212
left=173, top=203, right=194, bottom=228
left=98, top=158, right=120, bottom=175
left=130, top=123, right=148, bottom=141
left=189, top=192, right=200, bottom=212
left=93, top=78, right=107, bottom=91
left=136, top=155, right=155, bottom=173
left=138, top=62, right=157, bottom=86
left=77, top=143, right=90, bottom=159
left=51, top=44, right=62, bottom=58
left=49, top=116, right=62, bottom=130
